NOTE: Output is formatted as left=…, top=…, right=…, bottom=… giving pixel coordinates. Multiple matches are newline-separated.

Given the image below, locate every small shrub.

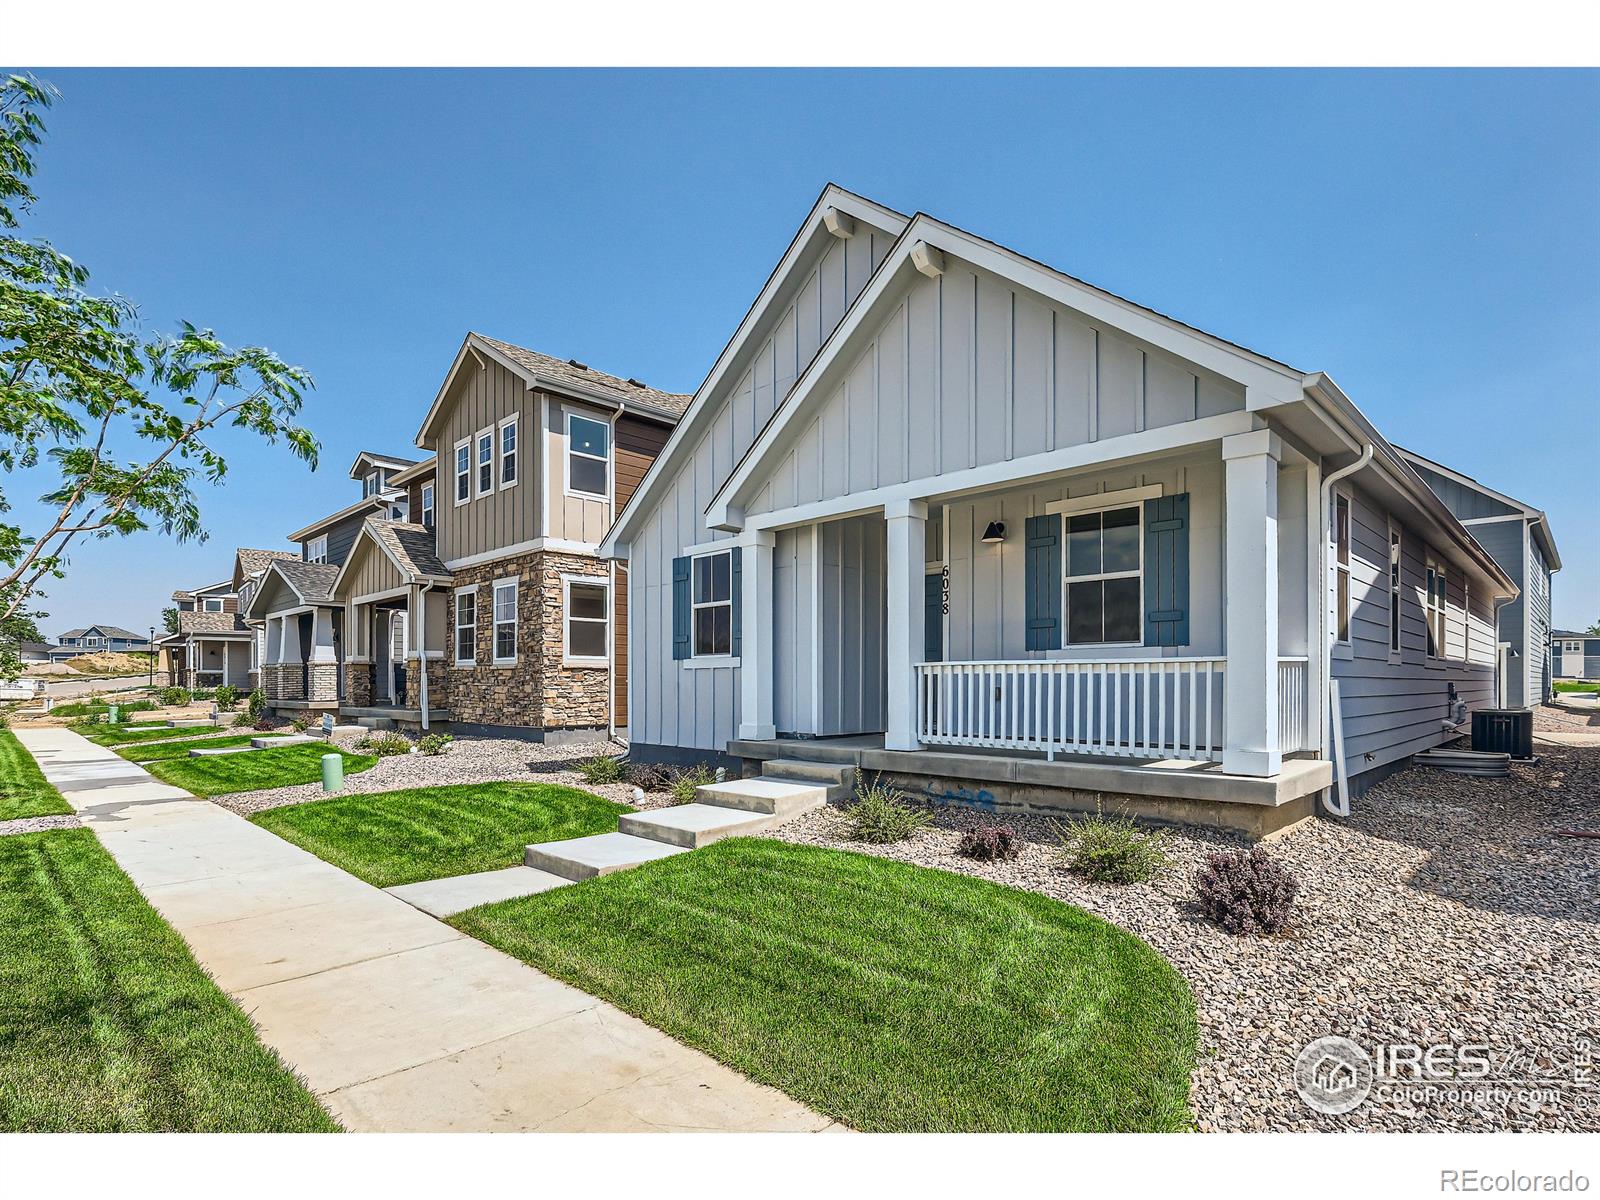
left=418, top=733, right=453, bottom=756
left=846, top=776, right=930, bottom=844
left=957, top=821, right=1022, bottom=862
left=667, top=763, right=715, bottom=805
left=246, top=688, right=266, bottom=718
left=213, top=685, right=238, bottom=710
left=625, top=761, right=672, bottom=792
left=356, top=731, right=411, bottom=757
left=159, top=686, right=189, bottom=707
left=1055, top=809, right=1170, bottom=884
left=1195, top=847, right=1299, bottom=935
left=288, top=716, right=311, bottom=733
left=252, top=713, right=283, bottom=732
left=576, top=754, right=624, bottom=784
left=230, top=710, right=254, bottom=727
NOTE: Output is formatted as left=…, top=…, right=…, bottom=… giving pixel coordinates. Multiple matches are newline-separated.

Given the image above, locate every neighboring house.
left=1552, top=630, right=1600, bottom=681
left=1399, top=449, right=1561, bottom=707
left=16, top=640, right=52, bottom=664
left=324, top=333, right=686, bottom=737
left=156, top=577, right=254, bottom=690
left=251, top=453, right=438, bottom=717
left=598, top=185, right=1518, bottom=834
left=51, top=625, right=153, bottom=660
left=233, top=547, right=301, bottom=687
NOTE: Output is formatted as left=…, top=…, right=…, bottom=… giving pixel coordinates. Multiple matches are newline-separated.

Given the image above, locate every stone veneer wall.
left=343, top=662, right=372, bottom=708
left=307, top=661, right=339, bottom=703
left=445, top=549, right=609, bottom=731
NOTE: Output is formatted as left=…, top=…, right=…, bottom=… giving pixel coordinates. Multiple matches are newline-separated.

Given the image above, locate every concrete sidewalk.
left=15, top=727, right=834, bottom=1132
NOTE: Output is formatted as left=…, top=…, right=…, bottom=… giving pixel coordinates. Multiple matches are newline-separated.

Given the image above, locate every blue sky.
left=10, top=68, right=1598, bottom=636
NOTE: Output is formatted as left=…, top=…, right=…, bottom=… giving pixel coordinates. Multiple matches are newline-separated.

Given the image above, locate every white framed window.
left=453, top=586, right=477, bottom=666
left=491, top=577, right=517, bottom=664
left=563, top=576, right=608, bottom=666
left=498, top=416, right=518, bottom=488
left=1333, top=492, right=1351, bottom=645
left=566, top=412, right=610, bottom=498
left=1387, top=519, right=1402, bottom=662
left=1425, top=554, right=1446, bottom=661
left=307, top=535, right=328, bottom=565
left=363, top=470, right=379, bottom=498
left=476, top=428, right=494, bottom=497
left=1062, top=503, right=1143, bottom=646
left=453, top=439, right=471, bottom=505
left=421, top=483, right=434, bottom=530
left=388, top=497, right=408, bottom=522
left=691, top=550, right=733, bottom=657
left=203, top=597, right=224, bottom=613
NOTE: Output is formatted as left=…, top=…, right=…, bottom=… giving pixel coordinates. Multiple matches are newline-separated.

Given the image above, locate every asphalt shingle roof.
left=178, top=610, right=250, bottom=635
left=275, top=560, right=341, bottom=605
left=368, top=521, right=449, bottom=581
left=235, top=548, right=299, bottom=579
left=476, top=333, right=691, bottom=418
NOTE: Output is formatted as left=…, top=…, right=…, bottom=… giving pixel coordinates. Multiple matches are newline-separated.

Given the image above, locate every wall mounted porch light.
left=981, top=521, right=1006, bottom=544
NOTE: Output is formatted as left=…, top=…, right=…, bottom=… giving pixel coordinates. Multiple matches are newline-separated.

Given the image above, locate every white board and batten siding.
left=745, top=260, right=1246, bottom=520
left=630, top=219, right=898, bottom=753
left=1330, top=484, right=1496, bottom=778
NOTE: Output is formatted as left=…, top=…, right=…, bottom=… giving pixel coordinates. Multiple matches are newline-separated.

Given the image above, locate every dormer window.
left=307, top=534, right=329, bottom=565
left=363, top=470, right=379, bottom=497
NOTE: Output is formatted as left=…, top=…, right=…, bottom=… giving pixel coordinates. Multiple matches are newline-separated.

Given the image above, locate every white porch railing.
left=914, top=656, right=1313, bottom=764
left=915, top=658, right=1227, bottom=762
left=1277, top=656, right=1309, bottom=754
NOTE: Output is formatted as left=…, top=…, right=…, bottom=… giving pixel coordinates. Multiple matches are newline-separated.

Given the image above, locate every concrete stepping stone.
left=189, top=745, right=260, bottom=757
left=693, top=777, right=829, bottom=816
left=250, top=734, right=316, bottom=748
left=166, top=719, right=215, bottom=729
left=524, top=831, right=687, bottom=882
left=386, top=865, right=571, bottom=918
left=619, top=802, right=797, bottom=849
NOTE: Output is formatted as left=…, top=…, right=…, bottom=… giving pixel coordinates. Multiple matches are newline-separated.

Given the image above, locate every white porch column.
left=884, top=498, right=928, bottom=752
left=1222, top=430, right=1282, bottom=776
left=265, top=617, right=282, bottom=665
left=309, top=607, right=338, bottom=663
left=280, top=614, right=303, bottom=663
left=738, top=531, right=777, bottom=740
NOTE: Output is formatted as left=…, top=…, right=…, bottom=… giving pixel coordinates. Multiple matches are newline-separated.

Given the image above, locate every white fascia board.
left=415, top=334, right=480, bottom=451
left=597, top=186, right=910, bottom=558
left=745, top=411, right=1261, bottom=534
left=286, top=496, right=385, bottom=543
left=705, top=213, right=1308, bottom=529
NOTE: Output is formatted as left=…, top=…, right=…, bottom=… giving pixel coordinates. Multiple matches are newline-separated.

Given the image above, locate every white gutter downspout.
left=417, top=581, right=435, bottom=732
left=1319, top=441, right=1374, bottom=818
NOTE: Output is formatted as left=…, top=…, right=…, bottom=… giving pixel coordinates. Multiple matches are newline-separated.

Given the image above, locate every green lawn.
left=116, top=734, right=295, bottom=763
left=50, top=699, right=156, bottom=719
left=145, top=744, right=376, bottom=798
left=0, top=729, right=72, bottom=821
left=1554, top=680, right=1598, bottom=694
left=74, top=721, right=210, bottom=747
left=251, top=782, right=632, bottom=888
left=0, top=828, right=337, bottom=1131
left=453, top=838, right=1197, bottom=1132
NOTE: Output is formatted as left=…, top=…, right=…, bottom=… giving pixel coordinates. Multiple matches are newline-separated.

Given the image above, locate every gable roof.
left=415, top=332, right=691, bottom=450
left=598, top=183, right=910, bottom=557
left=233, top=547, right=300, bottom=589
left=243, top=560, right=341, bottom=619
left=1395, top=447, right=1561, bottom=571
left=178, top=609, right=250, bottom=637
left=61, top=624, right=146, bottom=641
left=171, top=579, right=233, bottom=602
left=348, top=450, right=421, bottom=480
left=330, top=519, right=451, bottom=601
left=287, top=495, right=388, bottom=543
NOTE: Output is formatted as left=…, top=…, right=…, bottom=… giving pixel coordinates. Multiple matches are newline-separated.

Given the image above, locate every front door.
left=388, top=610, right=407, bottom=705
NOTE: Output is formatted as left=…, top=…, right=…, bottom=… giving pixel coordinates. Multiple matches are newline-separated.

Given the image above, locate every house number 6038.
left=941, top=565, right=950, bottom=615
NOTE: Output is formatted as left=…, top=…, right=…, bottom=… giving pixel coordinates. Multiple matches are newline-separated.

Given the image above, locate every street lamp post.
left=148, top=626, right=155, bottom=690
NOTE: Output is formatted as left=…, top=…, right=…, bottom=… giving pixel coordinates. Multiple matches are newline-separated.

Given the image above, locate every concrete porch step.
left=166, top=719, right=214, bottom=729
left=758, top=757, right=856, bottom=801
left=694, top=777, right=829, bottom=816
left=357, top=716, right=396, bottom=731
left=523, top=831, right=688, bottom=882
left=252, top=734, right=317, bottom=749
left=618, top=802, right=802, bottom=849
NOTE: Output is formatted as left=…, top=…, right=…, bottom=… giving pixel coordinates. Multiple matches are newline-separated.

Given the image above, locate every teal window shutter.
left=671, top=556, right=691, bottom=660
left=1025, top=514, right=1062, bottom=650
left=923, top=573, right=944, bottom=662
left=729, top=547, right=743, bottom=658
left=1143, top=494, right=1190, bottom=647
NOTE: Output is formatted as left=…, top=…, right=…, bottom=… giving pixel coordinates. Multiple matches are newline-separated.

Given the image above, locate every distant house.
left=1552, top=631, right=1599, bottom=682
left=51, top=625, right=152, bottom=661
left=16, top=641, right=52, bottom=664
left=1399, top=449, right=1561, bottom=707
left=157, top=577, right=249, bottom=690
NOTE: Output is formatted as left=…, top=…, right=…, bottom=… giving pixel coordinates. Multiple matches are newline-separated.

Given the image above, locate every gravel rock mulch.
left=210, top=734, right=684, bottom=817
left=767, top=744, right=1600, bottom=1132
left=0, top=814, right=82, bottom=837
left=1535, top=701, right=1600, bottom=733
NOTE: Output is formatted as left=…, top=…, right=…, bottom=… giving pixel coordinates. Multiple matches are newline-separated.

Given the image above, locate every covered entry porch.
left=736, top=427, right=1329, bottom=786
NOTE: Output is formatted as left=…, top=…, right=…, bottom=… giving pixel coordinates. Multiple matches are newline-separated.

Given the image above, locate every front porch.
left=729, top=427, right=1331, bottom=824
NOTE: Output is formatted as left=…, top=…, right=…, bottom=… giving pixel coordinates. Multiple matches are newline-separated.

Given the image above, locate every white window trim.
left=1425, top=550, right=1447, bottom=666
left=363, top=470, right=379, bottom=498
left=681, top=654, right=740, bottom=671
left=474, top=426, right=495, bottom=499
left=306, top=534, right=329, bottom=565
left=1057, top=498, right=1145, bottom=650
left=689, top=548, right=735, bottom=659
left=1386, top=516, right=1402, bottom=664
left=491, top=576, right=518, bottom=666
left=562, top=574, right=609, bottom=668
left=453, top=584, right=478, bottom=666
left=203, top=598, right=224, bottom=613
left=565, top=410, right=612, bottom=501
left=421, top=482, right=435, bottom=529
left=498, top=415, right=519, bottom=491
left=1332, top=489, right=1353, bottom=655
left=453, top=438, right=471, bottom=507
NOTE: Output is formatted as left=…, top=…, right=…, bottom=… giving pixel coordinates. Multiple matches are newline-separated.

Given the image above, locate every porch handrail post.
left=737, top=530, right=777, bottom=740
left=884, top=498, right=928, bottom=751
left=1222, top=429, right=1282, bottom=776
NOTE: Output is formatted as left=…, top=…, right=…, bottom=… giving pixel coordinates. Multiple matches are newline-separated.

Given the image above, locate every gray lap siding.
left=1331, top=486, right=1494, bottom=780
